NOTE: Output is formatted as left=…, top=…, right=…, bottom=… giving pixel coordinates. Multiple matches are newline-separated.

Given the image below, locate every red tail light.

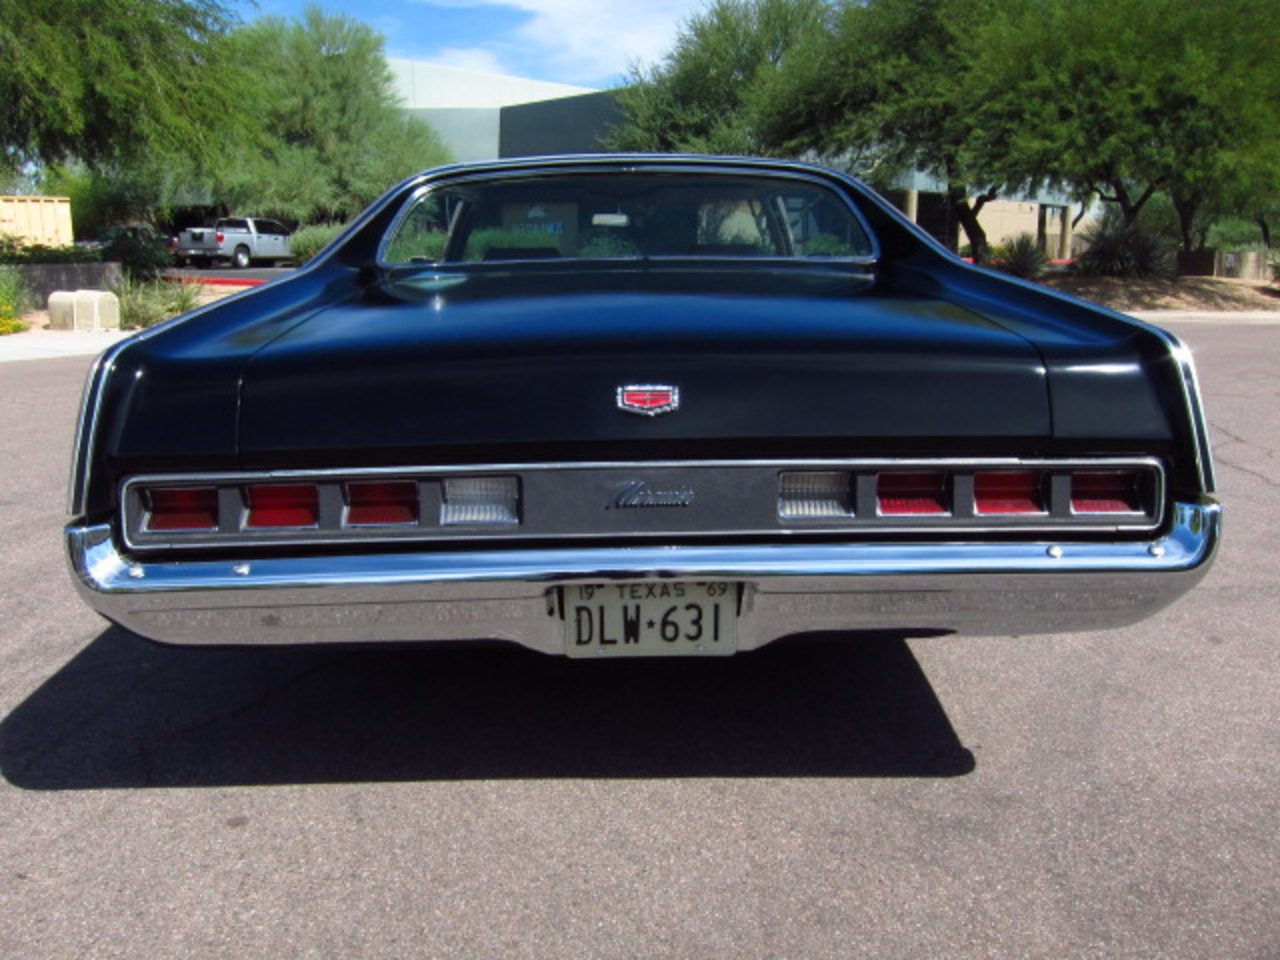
left=1072, top=471, right=1141, bottom=513
left=245, top=483, right=319, bottom=528
left=215, top=231, right=224, bottom=244
left=345, top=480, right=418, bottom=525
left=144, top=487, right=219, bottom=531
left=974, top=471, right=1045, bottom=514
left=878, top=472, right=948, bottom=515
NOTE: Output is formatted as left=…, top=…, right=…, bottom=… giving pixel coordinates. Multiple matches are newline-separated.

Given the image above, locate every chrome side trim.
left=67, top=501, right=1219, bottom=652
left=1156, top=330, right=1217, bottom=494
left=66, top=350, right=109, bottom=516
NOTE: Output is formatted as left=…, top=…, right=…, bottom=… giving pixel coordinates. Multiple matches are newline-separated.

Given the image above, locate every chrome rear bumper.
left=66, top=501, right=1219, bottom=653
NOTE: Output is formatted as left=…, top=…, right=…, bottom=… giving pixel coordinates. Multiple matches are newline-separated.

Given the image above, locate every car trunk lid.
left=237, top=267, right=1050, bottom=465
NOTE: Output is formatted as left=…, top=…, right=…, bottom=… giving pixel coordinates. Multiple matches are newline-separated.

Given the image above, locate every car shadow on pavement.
left=0, top=627, right=974, bottom=789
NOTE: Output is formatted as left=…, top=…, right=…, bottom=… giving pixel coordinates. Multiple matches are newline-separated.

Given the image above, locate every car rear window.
left=217, top=218, right=251, bottom=232
left=383, top=173, right=874, bottom=265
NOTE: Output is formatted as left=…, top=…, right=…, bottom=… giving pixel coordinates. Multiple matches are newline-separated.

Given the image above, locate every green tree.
left=755, top=0, right=1003, bottom=260
left=965, top=0, right=1280, bottom=250
left=0, top=0, right=244, bottom=172
left=217, top=7, right=449, bottom=223
left=605, top=0, right=828, bottom=156
left=43, top=158, right=210, bottom=238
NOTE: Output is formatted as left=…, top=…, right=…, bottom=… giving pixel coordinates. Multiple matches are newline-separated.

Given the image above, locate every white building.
left=389, top=59, right=599, bottom=162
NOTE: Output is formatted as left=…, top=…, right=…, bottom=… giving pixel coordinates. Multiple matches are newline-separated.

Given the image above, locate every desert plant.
left=992, top=232, right=1048, bottom=279
left=1076, top=215, right=1175, bottom=278
left=289, top=223, right=347, bottom=265
left=113, top=276, right=201, bottom=330
left=0, top=265, right=30, bottom=334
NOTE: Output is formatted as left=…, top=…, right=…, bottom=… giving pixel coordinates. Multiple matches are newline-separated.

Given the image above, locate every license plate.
left=563, top=582, right=738, bottom=657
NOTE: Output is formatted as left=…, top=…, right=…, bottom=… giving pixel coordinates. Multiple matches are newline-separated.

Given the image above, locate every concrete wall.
left=1214, top=250, right=1273, bottom=281
left=1, top=196, right=74, bottom=246
left=17, top=262, right=123, bottom=307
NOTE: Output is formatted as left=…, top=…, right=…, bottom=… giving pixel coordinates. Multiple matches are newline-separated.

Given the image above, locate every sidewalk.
left=1128, top=310, right=1280, bottom=325
left=0, top=328, right=133, bottom=363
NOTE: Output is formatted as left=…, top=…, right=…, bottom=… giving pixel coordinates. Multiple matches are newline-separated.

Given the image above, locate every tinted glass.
left=383, top=173, right=873, bottom=264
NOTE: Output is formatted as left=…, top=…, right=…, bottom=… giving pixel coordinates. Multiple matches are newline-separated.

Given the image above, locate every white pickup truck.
left=175, top=217, right=292, bottom=268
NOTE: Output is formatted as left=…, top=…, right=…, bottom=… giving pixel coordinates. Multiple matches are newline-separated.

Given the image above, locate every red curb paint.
left=196, top=277, right=265, bottom=287
left=162, top=275, right=264, bottom=287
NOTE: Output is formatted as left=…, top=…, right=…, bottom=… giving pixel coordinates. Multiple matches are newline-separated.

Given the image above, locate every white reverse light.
left=440, top=476, right=520, bottom=526
left=778, top=471, right=855, bottom=520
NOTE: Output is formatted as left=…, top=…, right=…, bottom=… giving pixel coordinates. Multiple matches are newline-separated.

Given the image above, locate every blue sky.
left=231, top=0, right=709, bottom=88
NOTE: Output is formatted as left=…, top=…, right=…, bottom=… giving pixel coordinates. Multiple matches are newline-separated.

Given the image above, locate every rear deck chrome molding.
left=119, top=456, right=1167, bottom=552
left=68, top=500, right=1219, bottom=653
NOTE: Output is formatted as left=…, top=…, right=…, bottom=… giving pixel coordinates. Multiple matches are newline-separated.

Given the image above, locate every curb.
left=163, top=275, right=263, bottom=288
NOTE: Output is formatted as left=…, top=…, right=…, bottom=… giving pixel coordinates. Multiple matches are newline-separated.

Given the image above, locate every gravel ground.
left=1044, top=274, right=1280, bottom=312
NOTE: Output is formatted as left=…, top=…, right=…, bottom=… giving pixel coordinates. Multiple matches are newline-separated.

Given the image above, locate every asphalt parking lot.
left=0, top=323, right=1275, bottom=958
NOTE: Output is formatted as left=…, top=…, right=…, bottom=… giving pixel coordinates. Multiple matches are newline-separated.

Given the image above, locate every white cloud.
left=410, top=0, right=707, bottom=86
left=424, top=46, right=514, bottom=75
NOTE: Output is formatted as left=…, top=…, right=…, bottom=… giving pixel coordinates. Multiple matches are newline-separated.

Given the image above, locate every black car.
left=66, top=155, right=1220, bottom=658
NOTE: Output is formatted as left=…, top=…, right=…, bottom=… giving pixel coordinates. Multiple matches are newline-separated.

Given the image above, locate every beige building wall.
left=0, top=196, right=74, bottom=246
left=975, top=199, right=1076, bottom=259
left=975, top=199, right=1040, bottom=248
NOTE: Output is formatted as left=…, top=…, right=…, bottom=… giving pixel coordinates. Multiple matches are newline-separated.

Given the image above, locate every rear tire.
left=232, top=245, right=251, bottom=269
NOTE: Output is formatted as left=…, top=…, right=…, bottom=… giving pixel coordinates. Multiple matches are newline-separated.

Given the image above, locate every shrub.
left=578, top=230, right=639, bottom=258
left=113, top=277, right=201, bottom=330
left=0, top=238, right=100, bottom=265
left=0, top=232, right=170, bottom=279
left=102, top=232, right=172, bottom=281
left=802, top=233, right=856, bottom=257
left=992, top=233, right=1048, bottom=279
left=462, top=227, right=559, bottom=260
left=1076, top=215, right=1175, bottom=278
left=0, top=265, right=30, bottom=334
left=290, top=223, right=347, bottom=265
left=384, top=226, right=448, bottom=263
left=1206, top=217, right=1269, bottom=251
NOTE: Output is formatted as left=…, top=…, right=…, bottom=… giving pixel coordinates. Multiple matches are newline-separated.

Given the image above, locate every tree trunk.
left=1172, top=195, right=1200, bottom=253
left=1072, top=197, right=1092, bottom=229
left=948, top=185, right=991, bottom=263
left=1101, top=180, right=1160, bottom=226
left=1257, top=216, right=1272, bottom=249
